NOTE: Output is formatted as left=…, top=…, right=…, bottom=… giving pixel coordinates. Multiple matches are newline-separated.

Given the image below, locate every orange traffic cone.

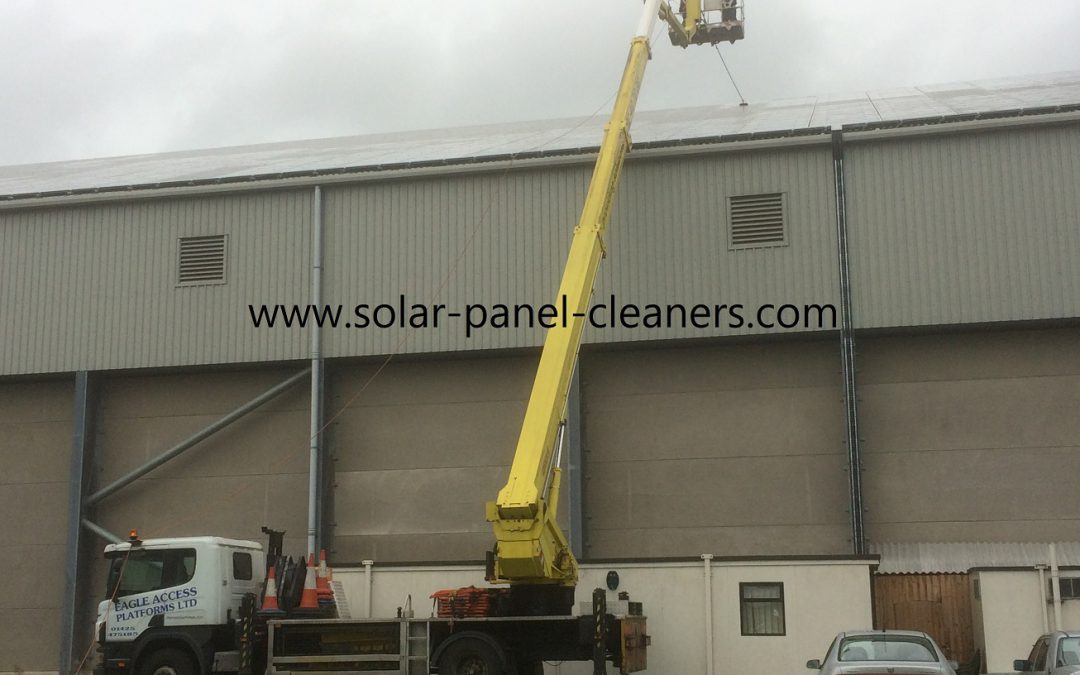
left=298, top=554, right=320, bottom=609
left=317, top=549, right=332, bottom=598
left=260, top=564, right=283, bottom=613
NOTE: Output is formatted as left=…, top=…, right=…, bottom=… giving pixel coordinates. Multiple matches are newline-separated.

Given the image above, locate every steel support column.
left=832, top=129, right=866, bottom=554
left=59, top=371, right=96, bottom=675
left=567, top=367, right=584, bottom=558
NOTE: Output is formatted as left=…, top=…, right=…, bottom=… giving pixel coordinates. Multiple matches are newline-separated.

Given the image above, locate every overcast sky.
left=3, top=0, right=1079, bottom=167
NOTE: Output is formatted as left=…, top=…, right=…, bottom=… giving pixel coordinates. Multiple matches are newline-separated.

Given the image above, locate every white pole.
left=702, top=554, right=715, bottom=675
left=1050, top=544, right=1063, bottom=631
left=1036, top=566, right=1049, bottom=633
left=635, top=0, right=664, bottom=38
left=363, top=559, right=374, bottom=618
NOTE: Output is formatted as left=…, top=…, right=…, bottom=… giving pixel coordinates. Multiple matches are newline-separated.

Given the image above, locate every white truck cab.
left=95, top=534, right=265, bottom=675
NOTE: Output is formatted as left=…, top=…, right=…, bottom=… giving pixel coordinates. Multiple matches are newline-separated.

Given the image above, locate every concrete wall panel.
left=586, top=455, right=846, bottom=530
left=331, top=400, right=526, bottom=473
left=94, top=368, right=311, bottom=554
left=582, top=339, right=850, bottom=557
left=328, top=356, right=534, bottom=562
left=3, top=609, right=62, bottom=672
left=587, top=524, right=851, bottom=559
left=0, top=545, right=67, bottom=611
left=0, top=378, right=72, bottom=672
left=861, top=327, right=1080, bottom=543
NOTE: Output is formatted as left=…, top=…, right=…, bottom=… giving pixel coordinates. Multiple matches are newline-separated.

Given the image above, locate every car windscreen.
left=1060, top=637, right=1080, bottom=667
left=105, top=548, right=196, bottom=598
left=837, top=636, right=937, bottom=662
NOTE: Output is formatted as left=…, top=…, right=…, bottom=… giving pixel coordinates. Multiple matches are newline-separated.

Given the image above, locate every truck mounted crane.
left=91, top=3, right=743, bottom=675
left=485, top=0, right=744, bottom=600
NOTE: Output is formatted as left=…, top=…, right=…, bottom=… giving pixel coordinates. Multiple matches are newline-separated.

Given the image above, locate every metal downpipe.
left=702, top=554, right=715, bottom=675
left=1037, top=565, right=1050, bottom=633
left=1051, top=543, right=1063, bottom=630
left=308, top=185, right=324, bottom=557
left=363, top=559, right=374, bottom=618
left=832, top=129, right=865, bottom=554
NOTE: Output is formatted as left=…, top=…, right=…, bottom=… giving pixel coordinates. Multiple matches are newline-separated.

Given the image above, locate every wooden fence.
left=873, top=573, right=975, bottom=666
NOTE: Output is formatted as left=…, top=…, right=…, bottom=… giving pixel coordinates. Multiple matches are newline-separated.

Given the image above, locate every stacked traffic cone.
left=259, top=564, right=284, bottom=615
left=316, top=549, right=334, bottom=607
left=297, top=554, right=320, bottom=610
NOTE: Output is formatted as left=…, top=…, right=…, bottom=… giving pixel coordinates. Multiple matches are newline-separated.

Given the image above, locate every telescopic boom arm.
left=485, top=0, right=664, bottom=587
left=486, top=0, right=741, bottom=587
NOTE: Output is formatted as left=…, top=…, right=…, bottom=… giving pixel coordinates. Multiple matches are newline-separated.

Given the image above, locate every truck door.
left=224, top=548, right=262, bottom=617
left=103, top=547, right=201, bottom=642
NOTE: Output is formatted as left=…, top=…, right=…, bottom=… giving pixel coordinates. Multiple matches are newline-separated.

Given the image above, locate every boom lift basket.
left=669, top=0, right=745, bottom=46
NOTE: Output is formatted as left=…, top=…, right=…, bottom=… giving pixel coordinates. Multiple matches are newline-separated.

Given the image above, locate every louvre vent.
left=728, top=193, right=786, bottom=249
left=177, top=235, right=227, bottom=286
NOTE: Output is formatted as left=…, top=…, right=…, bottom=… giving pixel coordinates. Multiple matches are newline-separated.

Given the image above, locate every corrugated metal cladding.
left=0, top=190, right=311, bottom=375
left=5, top=118, right=1080, bottom=376
left=595, top=146, right=839, bottom=344
left=845, top=122, right=1080, bottom=328
left=321, top=145, right=839, bottom=360
left=1, top=145, right=836, bottom=376
left=321, top=165, right=586, bottom=357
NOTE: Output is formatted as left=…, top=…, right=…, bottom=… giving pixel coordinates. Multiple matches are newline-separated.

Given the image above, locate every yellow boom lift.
left=484, top=0, right=745, bottom=609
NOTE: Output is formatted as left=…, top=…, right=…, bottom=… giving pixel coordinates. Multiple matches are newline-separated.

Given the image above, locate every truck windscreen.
left=105, top=548, right=196, bottom=599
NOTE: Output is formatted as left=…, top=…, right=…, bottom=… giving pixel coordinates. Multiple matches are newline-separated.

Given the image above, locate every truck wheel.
left=437, top=637, right=506, bottom=675
left=139, top=647, right=197, bottom=675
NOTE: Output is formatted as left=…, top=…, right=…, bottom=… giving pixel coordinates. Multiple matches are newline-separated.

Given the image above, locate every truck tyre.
left=138, top=647, right=197, bottom=675
left=437, top=637, right=506, bottom=675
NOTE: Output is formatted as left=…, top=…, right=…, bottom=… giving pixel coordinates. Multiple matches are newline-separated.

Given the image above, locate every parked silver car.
left=807, top=629, right=958, bottom=675
left=1014, top=631, right=1080, bottom=675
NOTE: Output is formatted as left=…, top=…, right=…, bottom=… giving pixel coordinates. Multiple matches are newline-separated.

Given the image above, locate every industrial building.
left=2, top=70, right=1079, bottom=673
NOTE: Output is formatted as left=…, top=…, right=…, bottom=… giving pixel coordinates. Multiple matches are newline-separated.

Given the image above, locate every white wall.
left=334, top=558, right=874, bottom=675
left=975, top=569, right=1080, bottom=673
left=712, top=561, right=873, bottom=675
left=976, top=571, right=1047, bottom=673
left=1063, top=596, right=1080, bottom=627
